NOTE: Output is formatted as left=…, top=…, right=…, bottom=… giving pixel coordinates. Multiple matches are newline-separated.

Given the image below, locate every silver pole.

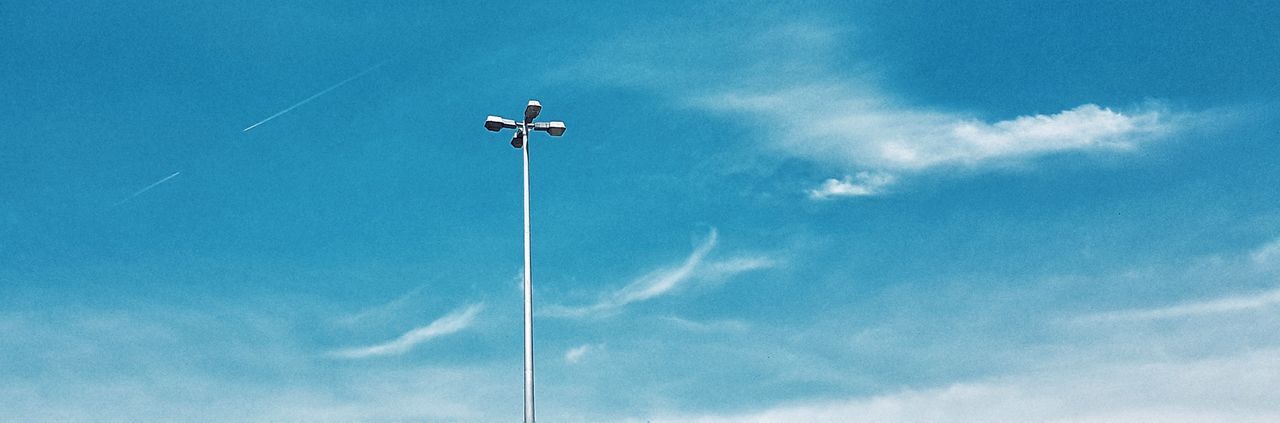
left=521, top=127, right=536, bottom=423
left=486, top=102, right=562, bottom=423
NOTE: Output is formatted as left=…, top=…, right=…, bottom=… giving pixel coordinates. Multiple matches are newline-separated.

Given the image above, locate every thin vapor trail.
left=111, top=171, right=181, bottom=207
left=242, top=61, right=386, bottom=132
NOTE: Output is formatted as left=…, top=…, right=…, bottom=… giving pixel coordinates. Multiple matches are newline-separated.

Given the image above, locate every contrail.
left=242, top=61, right=387, bottom=132
left=111, top=171, right=181, bottom=208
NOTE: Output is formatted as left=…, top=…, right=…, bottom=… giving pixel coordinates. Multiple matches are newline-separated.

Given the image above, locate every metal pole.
left=521, top=127, right=536, bottom=423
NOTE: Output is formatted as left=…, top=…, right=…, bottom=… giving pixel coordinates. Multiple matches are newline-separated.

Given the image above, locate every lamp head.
left=510, top=131, right=524, bottom=149
left=531, top=121, right=567, bottom=136
left=485, top=115, right=516, bottom=132
left=544, top=121, right=566, bottom=136
left=524, top=100, right=542, bottom=122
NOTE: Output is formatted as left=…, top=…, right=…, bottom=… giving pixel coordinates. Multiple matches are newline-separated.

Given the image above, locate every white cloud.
left=1081, top=287, right=1280, bottom=322
left=625, top=350, right=1280, bottom=423
left=543, top=229, right=774, bottom=318
left=698, top=73, right=1177, bottom=200
left=808, top=171, right=896, bottom=199
left=565, top=344, right=597, bottom=364
left=614, top=229, right=718, bottom=305
left=702, top=88, right=1172, bottom=172
left=698, top=255, right=776, bottom=279
left=1250, top=238, right=1280, bottom=265
left=330, top=304, right=482, bottom=359
left=0, top=303, right=520, bottom=422
left=573, top=19, right=1185, bottom=197
left=1072, top=237, right=1280, bottom=323
left=512, top=268, right=526, bottom=292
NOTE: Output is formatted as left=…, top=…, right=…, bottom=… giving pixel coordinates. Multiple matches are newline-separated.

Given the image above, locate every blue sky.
left=3, top=1, right=1280, bottom=421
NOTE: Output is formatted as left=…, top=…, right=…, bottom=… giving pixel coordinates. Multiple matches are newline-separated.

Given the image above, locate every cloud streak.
left=243, top=61, right=385, bottom=132
left=330, top=303, right=482, bottom=359
left=110, top=171, right=181, bottom=207
left=543, top=229, right=773, bottom=318
left=1082, top=287, right=1280, bottom=322
left=624, top=350, right=1280, bottom=423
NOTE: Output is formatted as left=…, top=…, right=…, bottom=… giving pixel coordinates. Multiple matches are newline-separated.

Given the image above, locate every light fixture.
left=482, top=100, right=567, bottom=423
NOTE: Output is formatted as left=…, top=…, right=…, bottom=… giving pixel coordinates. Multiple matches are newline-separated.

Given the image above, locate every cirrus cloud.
left=570, top=18, right=1190, bottom=200
left=330, top=303, right=483, bottom=359
left=543, top=229, right=775, bottom=318
left=702, top=85, right=1173, bottom=172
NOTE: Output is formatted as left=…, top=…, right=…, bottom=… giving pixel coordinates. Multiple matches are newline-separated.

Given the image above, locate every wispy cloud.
left=700, top=90, right=1173, bottom=179
left=1082, top=287, right=1280, bottom=323
left=807, top=171, right=895, bottom=199
left=574, top=19, right=1185, bottom=198
left=565, top=344, right=599, bottom=364
left=543, top=229, right=773, bottom=318
left=700, top=256, right=775, bottom=279
left=330, top=303, right=482, bottom=359
left=623, top=350, right=1280, bottom=423
left=1250, top=238, right=1280, bottom=266
left=1073, top=237, right=1280, bottom=323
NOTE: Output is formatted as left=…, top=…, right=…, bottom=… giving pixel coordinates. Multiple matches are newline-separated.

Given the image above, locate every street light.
left=484, top=99, right=566, bottom=423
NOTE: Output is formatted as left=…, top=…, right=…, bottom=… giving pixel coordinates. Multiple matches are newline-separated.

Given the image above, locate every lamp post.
left=484, top=100, right=566, bottom=423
